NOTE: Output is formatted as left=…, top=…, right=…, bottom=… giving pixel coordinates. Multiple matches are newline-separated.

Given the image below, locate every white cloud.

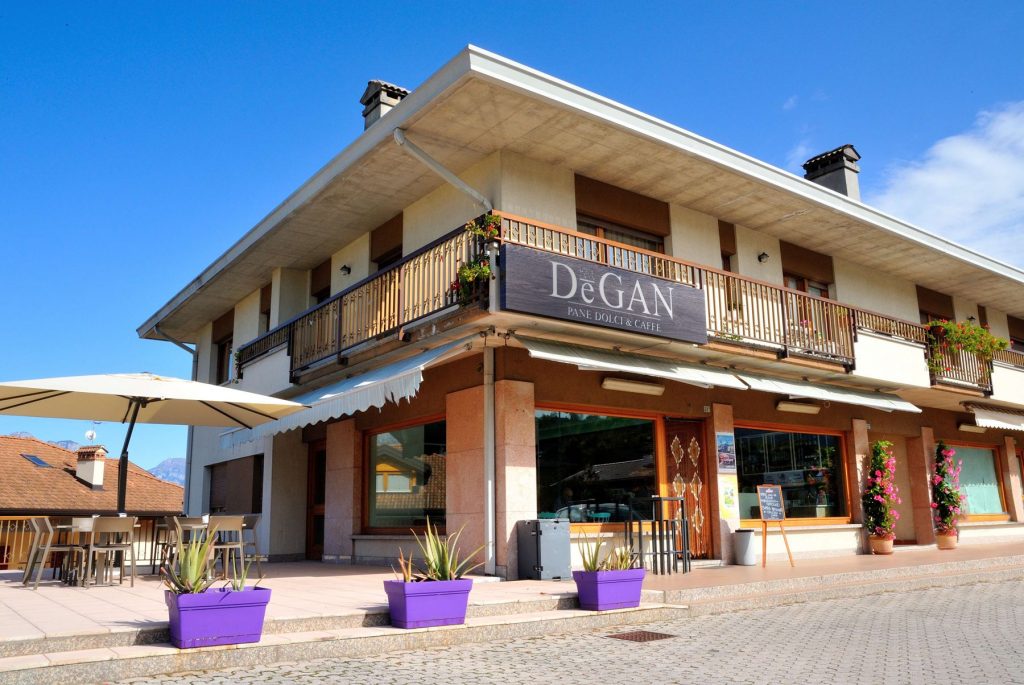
left=868, top=102, right=1024, bottom=268
left=782, top=95, right=799, bottom=111
left=785, top=139, right=812, bottom=172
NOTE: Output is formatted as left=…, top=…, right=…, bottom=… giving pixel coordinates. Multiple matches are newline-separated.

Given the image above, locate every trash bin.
left=733, top=528, right=757, bottom=566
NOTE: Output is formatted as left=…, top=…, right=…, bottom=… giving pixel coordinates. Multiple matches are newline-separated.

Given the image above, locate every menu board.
left=756, top=484, right=785, bottom=522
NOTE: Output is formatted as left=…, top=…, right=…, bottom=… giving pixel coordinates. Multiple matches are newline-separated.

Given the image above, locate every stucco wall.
left=985, top=307, right=1012, bottom=340
left=733, top=224, right=782, bottom=283
left=330, top=233, right=371, bottom=295
left=992, top=364, right=1024, bottom=405
left=833, top=257, right=920, bottom=322
left=403, top=152, right=502, bottom=254
left=498, top=151, right=576, bottom=229
left=270, top=267, right=309, bottom=327
left=953, top=297, right=980, bottom=324
left=666, top=204, right=721, bottom=268
left=235, top=346, right=291, bottom=396
left=195, top=322, right=214, bottom=384
left=851, top=332, right=931, bottom=388
left=233, top=288, right=262, bottom=349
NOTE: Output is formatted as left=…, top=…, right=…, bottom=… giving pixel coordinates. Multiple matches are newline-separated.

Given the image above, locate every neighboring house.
left=0, top=435, right=183, bottom=568
left=139, top=46, right=1024, bottom=574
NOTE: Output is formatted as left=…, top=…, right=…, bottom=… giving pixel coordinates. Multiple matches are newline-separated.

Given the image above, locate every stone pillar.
left=1000, top=436, right=1024, bottom=522
left=708, top=403, right=740, bottom=564
left=446, top=385, right=486, bottom=566
left=494, top=380, right=536, bottom=579
left=269, top=267, right=309, bottom=327
left=906, top=427, right=936, bottom=545
left=848, top=419, right=870, bottom=525
left=324, top=419, right=362, bottom=562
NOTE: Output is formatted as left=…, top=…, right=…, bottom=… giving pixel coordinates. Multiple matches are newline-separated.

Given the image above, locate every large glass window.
left=954, top=445, right=1004, bottom=515
left=367, top=421, right=446, bottom=529
left=736, top=427, right=845, bottom=520
left=535, top=410, right=656, bottom=523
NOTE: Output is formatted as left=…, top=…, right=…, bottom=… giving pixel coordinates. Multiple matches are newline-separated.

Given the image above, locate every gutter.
left=154, top=325, right=198, bottom=515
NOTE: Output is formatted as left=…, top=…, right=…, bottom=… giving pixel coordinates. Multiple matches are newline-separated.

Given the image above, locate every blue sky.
left=1, top=3, right=1022, bottom=468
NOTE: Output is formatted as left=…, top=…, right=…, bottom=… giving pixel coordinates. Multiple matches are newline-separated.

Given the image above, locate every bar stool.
left=22, top=517, right=81, bottom=590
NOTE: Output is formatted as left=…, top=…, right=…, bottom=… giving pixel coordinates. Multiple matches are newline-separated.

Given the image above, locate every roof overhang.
left=140, top=45, right=1024, bottom=342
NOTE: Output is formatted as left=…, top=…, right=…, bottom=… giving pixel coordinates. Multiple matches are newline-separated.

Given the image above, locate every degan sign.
left=500, top=244, right=708, bottom=345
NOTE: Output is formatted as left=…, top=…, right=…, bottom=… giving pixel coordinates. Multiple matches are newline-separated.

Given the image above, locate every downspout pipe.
left=393, top=129, right=493, bottom=212
left=154, top=325, right=198, bottom=515
left=483, top=343, right=496, bottom=576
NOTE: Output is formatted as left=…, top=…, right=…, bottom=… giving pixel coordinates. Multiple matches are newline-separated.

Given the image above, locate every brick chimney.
left=360, top=80, right=409, bottom=130
left=76, top=445, right=107, bottom=489
left=802, top=144, right=861, bottom=200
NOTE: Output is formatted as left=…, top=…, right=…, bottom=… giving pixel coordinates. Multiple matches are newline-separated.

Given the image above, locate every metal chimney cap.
left=802, top=144, right=861, bottom=174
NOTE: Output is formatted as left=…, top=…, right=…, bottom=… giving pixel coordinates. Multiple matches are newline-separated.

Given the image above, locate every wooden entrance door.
left=306, top=441, right=327, bottom=561
left=664, top=418, right=712, bottom=559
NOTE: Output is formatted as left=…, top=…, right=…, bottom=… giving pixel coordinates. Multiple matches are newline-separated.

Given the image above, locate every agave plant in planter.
left=572, top=535, right=645, bottom=611
left=384, top=519, right=483, bottom=629
left=162, top=522, right=271, bottom=649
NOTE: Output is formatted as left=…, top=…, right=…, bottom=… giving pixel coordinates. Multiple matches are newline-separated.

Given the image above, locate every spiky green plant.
left=161, top=521, right=218, bottom=595
left=225, top=553, right=261, bottom=592
left=601, top=545, right=638, bottom=571
left=401, top=518, right=483, bottom=581
left=578, top=534, right=604, bottom=572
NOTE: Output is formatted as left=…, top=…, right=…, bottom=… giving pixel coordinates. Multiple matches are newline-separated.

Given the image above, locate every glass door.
left=305, top=441, right=326, bottom=560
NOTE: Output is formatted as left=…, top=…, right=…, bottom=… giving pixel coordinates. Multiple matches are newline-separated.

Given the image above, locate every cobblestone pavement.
left=120, top=579, right=1024, bottom=685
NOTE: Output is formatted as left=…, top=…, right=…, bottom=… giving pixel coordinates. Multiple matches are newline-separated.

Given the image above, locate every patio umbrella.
left=0, top=373, right=306, bottom=513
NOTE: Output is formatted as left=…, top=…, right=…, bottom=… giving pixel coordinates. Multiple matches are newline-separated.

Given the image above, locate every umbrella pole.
left=117, top=399, right=142, bottom=515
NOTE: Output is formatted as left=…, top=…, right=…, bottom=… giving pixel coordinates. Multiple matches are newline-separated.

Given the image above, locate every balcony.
left=236, top=212, right=1000, bottom=396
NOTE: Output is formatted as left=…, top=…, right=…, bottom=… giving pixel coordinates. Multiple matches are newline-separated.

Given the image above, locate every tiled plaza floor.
left=118, top=578, right=1024, bottom=684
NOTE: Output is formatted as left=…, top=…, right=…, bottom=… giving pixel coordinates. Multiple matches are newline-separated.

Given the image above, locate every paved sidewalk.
left=118, top=578, right=1024, bottom=685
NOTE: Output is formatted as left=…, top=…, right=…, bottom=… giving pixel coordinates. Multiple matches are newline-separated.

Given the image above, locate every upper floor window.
left=784, top=273, right=830, bottom=300
left=310, top=259, right=332, bottom=305
left=212, top=309, right=234, bottom=385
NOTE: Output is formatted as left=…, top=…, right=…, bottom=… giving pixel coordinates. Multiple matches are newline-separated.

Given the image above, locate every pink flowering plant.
left=931, top=441, right=966, bottom=535
left=862, top=440, right=901, bottom=539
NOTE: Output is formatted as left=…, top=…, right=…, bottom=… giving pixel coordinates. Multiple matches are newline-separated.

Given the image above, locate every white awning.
left=221, top=337, right=475, bottom=449
left=738, top=373, right=921, bottom=413
left=516, top=336, right=748, bottom=390
left=967, top=405, right=1024, bottom=432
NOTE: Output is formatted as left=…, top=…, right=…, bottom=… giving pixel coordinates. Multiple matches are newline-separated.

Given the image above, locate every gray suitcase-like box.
left=516, top=519, right=571, bottom=580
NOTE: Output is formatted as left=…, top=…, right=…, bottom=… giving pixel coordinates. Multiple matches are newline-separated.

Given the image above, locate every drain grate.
left=606, top=630, right=675, bottom=642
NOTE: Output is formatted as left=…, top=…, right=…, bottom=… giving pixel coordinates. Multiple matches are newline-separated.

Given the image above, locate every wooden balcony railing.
left=498, top=212, right=856, bottom=365
left=928, top=338, right=993, bottom=393
left=235, top=211, right=998, bottom=395
left=238, top=226, right=486, bottom=376
left=235, top=325, right=289, bottom=371
left=993, top=348, right=1024, bottom=369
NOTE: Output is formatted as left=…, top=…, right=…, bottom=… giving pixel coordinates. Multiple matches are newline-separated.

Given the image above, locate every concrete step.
left=0, top=604, right=689, bottom=685
left=0, top=591, right=579, bottom=659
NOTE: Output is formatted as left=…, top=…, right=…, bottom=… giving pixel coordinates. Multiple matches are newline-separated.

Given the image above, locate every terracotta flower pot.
left=867, top=535, right=894, bottom=555
left=935, top=532, right=958, bottom=550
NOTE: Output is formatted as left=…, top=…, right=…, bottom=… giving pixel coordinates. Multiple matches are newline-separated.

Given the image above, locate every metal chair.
left=81, top=516, right=137, bottom=587
left=22, top=517, right=80, bottom=590
left=242, top=514, right=263, bottom=578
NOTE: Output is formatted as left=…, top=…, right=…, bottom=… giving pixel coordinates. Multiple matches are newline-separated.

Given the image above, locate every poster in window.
left=716, top=432, right=737, bottom=473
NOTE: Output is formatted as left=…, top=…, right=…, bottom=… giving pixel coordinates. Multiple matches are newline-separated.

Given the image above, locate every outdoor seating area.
left=17, top=514, right=263, bottom=591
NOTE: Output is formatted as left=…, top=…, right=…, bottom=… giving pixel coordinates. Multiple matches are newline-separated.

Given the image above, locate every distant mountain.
left=149, top=458, right=186, bottom=485
left=52, top=439, right=81, bottom=452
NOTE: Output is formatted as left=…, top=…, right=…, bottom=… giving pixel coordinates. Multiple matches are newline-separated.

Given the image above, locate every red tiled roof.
left=0, top=435, right=183, bottom=516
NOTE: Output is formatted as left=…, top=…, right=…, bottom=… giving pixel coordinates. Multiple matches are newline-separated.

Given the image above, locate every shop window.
left=367, top=420, right=446, bottom=530
left=953, top=445, right=1004, bottom=515
left=535, top=410, right=656, bottom=524
left=736, top=427, right=845, bottom=520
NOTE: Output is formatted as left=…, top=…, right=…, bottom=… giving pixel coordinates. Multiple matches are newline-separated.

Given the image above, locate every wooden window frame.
left=576, top=215, right=666, bottom=254
left=735, top=420, right=852, bottom=528
left=944, top=440, right=1010, bottom=521
left=361, top=414, right=447, bottom=536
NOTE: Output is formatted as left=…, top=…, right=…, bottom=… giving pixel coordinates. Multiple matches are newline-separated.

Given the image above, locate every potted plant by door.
left=572, top=536, right=645, bottom=611
left=931, top=441, right=966, bottom=550
left=162, top=523, right=271, bottom=648
left=384, top=520, right=482, bottom=629
left=862, top=440, right=902, bottom=554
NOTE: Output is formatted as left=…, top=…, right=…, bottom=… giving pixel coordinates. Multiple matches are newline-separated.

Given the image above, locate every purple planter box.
left=572, top=568, right=645, bottom=611
left=165, top=587, right=272, bottom=649
left=383, top=578, right=473, bottom=629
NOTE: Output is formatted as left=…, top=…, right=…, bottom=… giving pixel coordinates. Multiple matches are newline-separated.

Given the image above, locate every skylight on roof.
left=21, top=454, right=51, bottom=468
